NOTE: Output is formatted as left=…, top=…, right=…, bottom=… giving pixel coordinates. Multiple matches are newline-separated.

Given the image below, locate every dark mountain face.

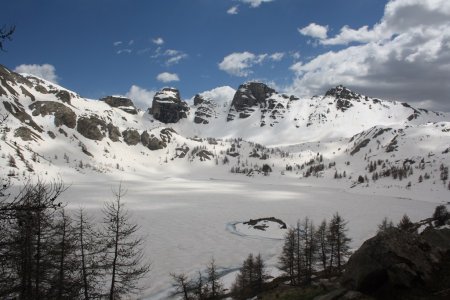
left=150, top=88, right=188, bottom=123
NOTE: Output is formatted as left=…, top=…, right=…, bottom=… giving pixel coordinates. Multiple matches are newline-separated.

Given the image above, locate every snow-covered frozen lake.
left=53, top=174, right=439, bottom=299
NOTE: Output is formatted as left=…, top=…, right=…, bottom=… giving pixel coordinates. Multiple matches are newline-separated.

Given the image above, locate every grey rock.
left=122, top=129, right=140, bottom=146
left=14, top=126, right=41, bottom=141
left=55, top=90, right=71, bottom=104
left=341, top=228, right=449, bottom=295
left=29, top=101, right=77, bottom=129
left=76, top=115, right=107, bottom=141
left=107, top=123, right=121, bottom=142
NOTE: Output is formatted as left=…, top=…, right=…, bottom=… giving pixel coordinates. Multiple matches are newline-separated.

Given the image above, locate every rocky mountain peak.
left=227, top=82, right=277, bottom=121
left=151, top=87, right=188, bottom=123
left=325, top=85, right=361, bottom=100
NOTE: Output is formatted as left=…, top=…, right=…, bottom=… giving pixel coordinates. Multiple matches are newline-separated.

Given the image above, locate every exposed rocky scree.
left=150, top=88, right=188, bottom=123
left=101, top=95, right=138, bottom=115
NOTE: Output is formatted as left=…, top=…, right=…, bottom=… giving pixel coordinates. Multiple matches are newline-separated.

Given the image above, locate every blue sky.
left=2, top=0, right=450, bottom=111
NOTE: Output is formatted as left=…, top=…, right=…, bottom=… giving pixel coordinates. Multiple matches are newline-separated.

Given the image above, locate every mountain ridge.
left=0, top=63, right=449, bottom=198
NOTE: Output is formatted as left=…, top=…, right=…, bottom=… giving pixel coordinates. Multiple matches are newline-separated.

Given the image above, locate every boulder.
left=141, top=130, right=167, bottom=150
left=150, top=88, right=188, bottom=123
left=76, top=115, right=107, bottom=141
left=122, top=129, right=140, bottom=146
left=101, top=96, right=138, bottom=115
left=341, top=227, right=450, bottom=296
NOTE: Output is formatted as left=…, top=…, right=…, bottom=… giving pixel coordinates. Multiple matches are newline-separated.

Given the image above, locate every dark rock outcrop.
left=107, top=123, right=121, bottom=142
left=193, top=95, right=214, bottom=124
left=325, top=86, right=361, bottom=112
left=76, top=115, right=107, bottom=141
left=14, top=126, right=41, bottom=141
left=101, top=96, right=138, bottom=115
left=3, top=101, right=43, bottom=132
left=29, top=101, right=77, bottom=129
left=193, top=94, right=205, bottom=106
left=122, top=129, right=140, bottom=146
left=227, top=82, right=276, bottom=121
left=341, top=227, right=450, bottom=297
left=150, top=88, right=188, bottom=123
left=140, top=128, right=175, bottom=151
left=55, top=90, right=71, bottom=104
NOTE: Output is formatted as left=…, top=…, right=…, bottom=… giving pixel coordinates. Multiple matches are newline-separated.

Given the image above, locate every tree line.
left=0, top=180, right=149, bottom=299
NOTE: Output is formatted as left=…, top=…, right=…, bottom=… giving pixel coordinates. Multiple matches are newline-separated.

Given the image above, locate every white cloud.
left=290, top=51, right=301, bottom=60
left=125, top=85, right=157, bottom=109
left=156, top=72, right=180, bottom=83
left=128, top=40, right=134, bottom=46
left=219, top=52, right=268, bottom=77
left=113, top=41, right=122, bottom=46
left=14, top=64, right=59, bottom=83
left=152, top=37, right=164, bottom=45
left=163, top=49, right=188, bottom=66
left=227, top=5, right=239, bottom=14
left=298, top=23, right=328, bottom=39
left=117, top=49, right=132, bottom=54
left=166, top=54, right=188, bottom=66
left=239, top=0, right=274, bottom=8
left=219, top=51, right=284, bottom=76
left=270, top=52, right=285, bottom=61
left=289, top=0, right=450, bottom=111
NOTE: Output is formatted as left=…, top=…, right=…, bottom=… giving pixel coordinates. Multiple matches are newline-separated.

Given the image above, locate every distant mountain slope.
left=0, top=64, right=449, bottom=196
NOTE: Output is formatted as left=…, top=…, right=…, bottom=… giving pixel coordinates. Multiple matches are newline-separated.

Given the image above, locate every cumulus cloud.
left=239, top=0, right=274, bottom=8
left=156, top=72, right=180, bottom=83
left=14, top=64, right=59, bottom=83
left=125, top=85, right=157, bottom=109
left=219, top=51, right=282, bottom=77
left=290, top=0, right=450, bottom=111
left=227, top=5, right=239, bottom=14
left=113, top=41, right=122, bottom=46
left=152, top=37, right=164, bottom=45
left=298, top=23, right=328, bottom=40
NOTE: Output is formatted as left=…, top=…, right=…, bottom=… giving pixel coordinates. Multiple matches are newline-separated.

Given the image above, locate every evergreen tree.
left=377, top=217, right=394, bottom=233
left=206, top=258, right=223, bottom=299
left=102, top=184, right=150, bottom=300
left=75, top=208, right=105, bottom=299
left=433, top=205, right=449, bottom=226
left=397, top=214, right=414, bottom=232
left=328, top=213, right=351, bottom=274
left=279, top=228, right=296, bottom=285
left=315, top=219, right=329, bottom=274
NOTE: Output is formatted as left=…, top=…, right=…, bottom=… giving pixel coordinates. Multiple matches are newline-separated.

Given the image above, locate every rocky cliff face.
left=150, top=88, right=188, bottom=123
left=227, top=82, right=276, bottom=121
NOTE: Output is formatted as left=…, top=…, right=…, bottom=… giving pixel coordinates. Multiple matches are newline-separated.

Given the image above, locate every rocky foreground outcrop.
left=150, top=88, right=188, bottom=123
left=338, top=227, right=450, bottom=299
